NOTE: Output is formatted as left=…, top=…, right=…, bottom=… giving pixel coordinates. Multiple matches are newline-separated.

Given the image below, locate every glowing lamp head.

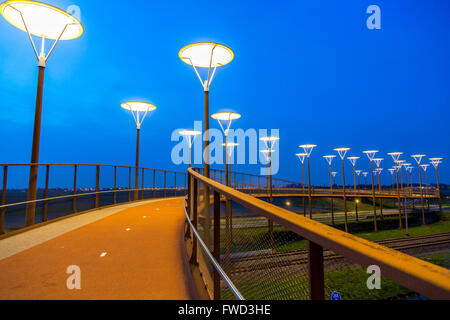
left=296, top=153, right=307, bottom=164
left=212, top=112, right=241, bottom=135
left=388, top=152, right=403, bottom=162
left=430, top=158, right=443, bottom=169
left=373, top=158, right=384, bottom=168
left=323, top=155, right=336, bottom=165
left=363, top=150, right=379, bottom=161
left=299, top=144, right=317, bottom=157
left=334, top=148, right=350, bottom=160
left=356, top=170, right=362, bottom=176
left=121, top=102, right=157, bottom=113
left=348, top=156, right=360, bottom=166
left=0, top=0, right=83, bottom=40
left=179, top=42, right=234, bottom=68
left=411, top=154, right=426, bottom=165
left=179, top=130, right=202, bottom=138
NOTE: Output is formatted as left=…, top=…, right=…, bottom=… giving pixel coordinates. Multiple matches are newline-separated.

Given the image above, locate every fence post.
left=164, top=171, right=167, bottom=198
left=128, top=167, right=131, bottom=202
left=142, top=168, right=145, bottom=200
left=0, top=166, right=8, bottom=235
left=73, top=165, right=78, bottom=213
left=43, top=165, right=50, bottom=222
left=308, top=241, right=325, bottom=300
left=213, top=190, right=221, bottom=301
left=174, top=173, right=177, bottom=197
left=95, top=165, right=100, bottom=208
left=190, top=178, right=198, bottom=265
left=113, top=166, right=117, bottom=205
left=153, top=169, right=156, bottom=199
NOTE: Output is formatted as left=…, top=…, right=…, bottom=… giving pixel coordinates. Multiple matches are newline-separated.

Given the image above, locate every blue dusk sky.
left=0, top=0, right=449, bottom=188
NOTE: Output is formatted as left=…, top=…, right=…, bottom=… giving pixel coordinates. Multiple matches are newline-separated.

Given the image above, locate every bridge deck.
left=0, top=198, right=197, bottom=300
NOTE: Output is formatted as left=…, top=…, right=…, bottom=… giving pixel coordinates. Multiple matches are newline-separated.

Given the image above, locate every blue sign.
left=331, top=292, right=342, bottom=300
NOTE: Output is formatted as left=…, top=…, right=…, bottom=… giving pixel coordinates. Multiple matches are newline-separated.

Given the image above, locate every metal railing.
left=186, top=168, right=450, bottom=300
left=0, top=163, right=187, bottom=235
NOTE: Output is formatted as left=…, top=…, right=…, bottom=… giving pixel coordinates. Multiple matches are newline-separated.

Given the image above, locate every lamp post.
left=300, top=145, right=317, bottom=219
left=1, top=0, right=83, bottom=226
left=180, top=130, right=202, bottom=168
left=363, top=151, right=379, bottom=232
left=374, top=159, right=384, bottom=220
left=412, top=155, right=426, bottom=225
left=296, top=153, right=307, bottom=217
left=430, top=158, right=443, bottom=216
left=261, top=148, right=277, bottom=252
left=421, top=164, right=430, bottom=210
left=334, top=148, right=350, bottom=232
left=356, top=170, right=362, bottom=191
left=223, top=142, right=239, bottom=186
left=402, top=163, right=411, bottom=210
left=324, top=155, right=337, bottom=224
left=363, top=172, right=368, bottom=190
left=348, top=157, right=360, bottom=222
left=332, top=172, right=338, bottom=187
left=389, top=169, right=395, bottom=191
left=180, top=42, right=234, bottom=246
left=121, top=102, right=157, bottom=200
left=212, top=112, right=241, bottom=187
left=388, top=153, right=404, bottom=229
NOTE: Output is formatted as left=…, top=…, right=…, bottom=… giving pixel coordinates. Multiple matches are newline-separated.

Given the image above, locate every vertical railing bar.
left=190, top=178, right=198, bottom=265
left=128, top=167, right=131, bottom=202
left=0, top=166, right=8, bottom=235
left=114, top=166, right=117, bottom=205
left=95, top=165, right=100, bottom=208
left=73, top=165, right=78, bottom=214
left=153, top=169, right=156, bottom=199
left=142, top=168, right=145, bottom=200
left=43, top=165, right=50, bottom=222
left=213, top=190, right=221, bottom=300
left=308, top=241, right=325, bottom=300
left=164, top=171, right=167, bottom=198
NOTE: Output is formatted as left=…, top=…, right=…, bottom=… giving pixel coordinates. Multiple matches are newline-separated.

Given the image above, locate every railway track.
left=229, top=232, right=450, bottom=275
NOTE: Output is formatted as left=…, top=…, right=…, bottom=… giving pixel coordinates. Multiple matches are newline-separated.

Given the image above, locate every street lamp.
left=222, top=142, right=239, bottom=187
left=212, top=112, right=241, bottom=187
left=388, top=152, right=404, bottom=229
left=332, top=172, right=338, bottom=187
left=180, top=43, right=234, bottom=246
left=412, top=155, right=426, bottom=225
left=121, top=102, right=157, bottom=201
left=180, top=43, right=234, bottom=180
left=356, top=170, right=362, bottom=191
left=374, top=158, right=384, bottom=220
left=334, top=148, right=350, bottom=232
left=261, top=137, right=280, bottom=203
left=1, top=0, right=83, bottom=226
left=324, top=155, right=337, bottom=224
left=179, top=130, right=202, bottom=168
left=296, top=153, right=307, bottom=217
left=388, top=168, right=396, bottom=191
left=363, top=150, right=379, bottom=232
left=430, top=158, right=443, bottom=215
left=300, top=145, right=317, bottom=219
left=348, top=156, right=360, bottom=222
left=363, top=172, right=368, bottom=189
left=421, top=164, right=430, bottom=210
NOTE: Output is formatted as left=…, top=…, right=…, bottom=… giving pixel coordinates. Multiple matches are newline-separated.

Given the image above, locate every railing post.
left=153, top=169, right=156, bottom=199
left=128, top=167, right=131, bottom=202
left=174, top=173, right=177, bottom=197
left=308, top=241, right=325, bottom=300
left=43, top=165, right=50, bottom=222
left=73, top=165, right=78, bottom=213
left=213, top=190, right=221, bottom=301
left=113, top=166, right=117, bottom=205
left=164, top=171, right=167, bottom=198
left=190, top=178, right=198, bottom=265
left=142, top=168, right=145, bottom=200
left=184, top=174, right=187, bottom=197
left=95, top=165, right=100, bottom=208
left=0, top=166, right=8, bottom=235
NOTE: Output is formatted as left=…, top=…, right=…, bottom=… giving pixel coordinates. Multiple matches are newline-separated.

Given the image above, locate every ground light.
left=1, top=0, right=83, bottom=226
left=363, top=150, right=380, bottom=232
left=180, top=42, right=234, bottom=246
left=296, top=153, right=307, bottom=217
left=324, top=155, right=337, bottom=224
left=334, top=148, right=350, bottom=232
left=121, top=102, right=157, bottom=200
left=348, top=156, right=360, bottom=222
left=212, top=112, right=241, bottom=187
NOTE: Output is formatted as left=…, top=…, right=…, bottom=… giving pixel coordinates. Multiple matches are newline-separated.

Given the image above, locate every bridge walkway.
left=0, top=198, right=197, bottom=300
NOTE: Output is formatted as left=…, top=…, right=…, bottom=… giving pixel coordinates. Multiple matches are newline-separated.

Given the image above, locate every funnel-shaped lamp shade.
left=1, top=0, right=83, bottom=40
left=296, top=153, right=307, bottom=164
left=211, top=112, right=241, bottom=121
left=179, top=130, right=202, bottom=137
left=334, top=148, right=350, bottom=160
left=373, top=158, right=384, bottom=168
left=388, top=152, right=403, bottom=162
left=412, top=154, right=426, bottom=165
left=179, top=43, right=234, bottom=68
left=363, top=150, right=379, bottom=161
left=300, top=144, right=317, bottom=157
left=348, top=156, right=360, bottom=166
left=121, top=102, right=157, bottom=113
left=323, top=155, right=336, bottom=165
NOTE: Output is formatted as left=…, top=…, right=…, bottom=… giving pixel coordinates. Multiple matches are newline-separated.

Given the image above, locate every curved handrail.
left=183, top=198, right=245, bottom=300
left=188, top=168, right=450, bottom=300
